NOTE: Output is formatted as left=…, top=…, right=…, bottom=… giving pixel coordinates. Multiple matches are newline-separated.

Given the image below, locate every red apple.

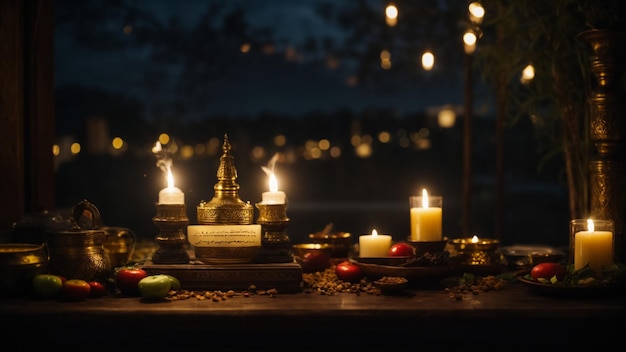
left=115, top=267, right=148, bottom=296
left=300, top=251, right=331, bottom=273
left=60, top=279, right=91, bottom=301
left=88, top=281, right=107, bottom=298
left=388, top=242, right=415, bottom=257
left=530, top=262, right=567, bottom=282
left=335, top=260, right=364, bottom=283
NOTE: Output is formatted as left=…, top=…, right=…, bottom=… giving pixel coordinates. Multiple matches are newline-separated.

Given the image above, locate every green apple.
left=138, top=275, right=171, bottom=299
left=163, top=274, right=181, bottom=291
left=32, top=274, right=63, bottom=298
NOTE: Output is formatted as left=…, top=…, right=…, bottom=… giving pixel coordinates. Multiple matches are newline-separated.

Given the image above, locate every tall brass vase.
left=578, top=29, right=626, bottom=264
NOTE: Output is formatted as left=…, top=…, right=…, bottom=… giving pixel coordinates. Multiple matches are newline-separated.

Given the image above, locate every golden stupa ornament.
left=196, top=134, right=254, bottom=225
left=189, top=134, right=260, bottom=264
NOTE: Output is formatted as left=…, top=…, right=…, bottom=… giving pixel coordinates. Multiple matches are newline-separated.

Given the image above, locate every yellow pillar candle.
left=574, top=219, right=614, bottom=275
left=359, top=229, right=392, bottom=257
left=410, top=189, right=442, bottom=241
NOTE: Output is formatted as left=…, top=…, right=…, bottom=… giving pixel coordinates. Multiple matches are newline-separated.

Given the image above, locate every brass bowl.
left=308, top=232, right=352, bottom=258
left=292, top=243, right=333, bottom=273
left=448, top=237, right=500, bottom=251
left=448, top=237, right=501, bottom=265
left=0, top=243, right=49, bottom=297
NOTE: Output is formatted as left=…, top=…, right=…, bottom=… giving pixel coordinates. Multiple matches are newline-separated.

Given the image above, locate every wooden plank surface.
left=2, top=282, right=624, bottom=348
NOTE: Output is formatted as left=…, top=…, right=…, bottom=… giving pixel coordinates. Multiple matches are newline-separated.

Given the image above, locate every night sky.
left=54, top=0, right=472, bottom=120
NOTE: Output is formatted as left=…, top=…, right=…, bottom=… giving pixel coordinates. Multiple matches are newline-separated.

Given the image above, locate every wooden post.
left=0, top=0, right=55, bottom=236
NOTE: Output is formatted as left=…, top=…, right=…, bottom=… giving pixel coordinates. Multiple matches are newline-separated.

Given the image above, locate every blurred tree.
left=312, top=0, right=466, bottom=90
left=476, top=0, right=626, bottom=221
left=55, top=0, right=282, bottom=123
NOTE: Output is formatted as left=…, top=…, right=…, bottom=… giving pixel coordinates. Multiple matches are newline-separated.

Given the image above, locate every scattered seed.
left=446, top=275, right=506, bottom=301
left=302, top=266, right=381, bottom=295
left=165, top=286, right=278, bottom=301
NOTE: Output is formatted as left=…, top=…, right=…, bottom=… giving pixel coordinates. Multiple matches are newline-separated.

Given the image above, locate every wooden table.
left=2, top=279, right=624, bottom=349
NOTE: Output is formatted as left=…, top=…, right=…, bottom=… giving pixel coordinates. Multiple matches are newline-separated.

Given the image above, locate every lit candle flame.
left=422, top=188, right=429, bottom=208
left=471, top=235, right=479, bottom=243
left=587, top=218, right=595, bottom=232
left=371, top=229, right=378, bottom=237
left=269, top=173, right=278, bottom=192
left=262, top=153, right=281, bottom=192
left=167, top=167, right=175, bottom=189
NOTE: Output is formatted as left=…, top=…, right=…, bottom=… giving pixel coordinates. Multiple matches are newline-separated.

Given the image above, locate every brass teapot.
left=45, top=200, right=112, bottom=281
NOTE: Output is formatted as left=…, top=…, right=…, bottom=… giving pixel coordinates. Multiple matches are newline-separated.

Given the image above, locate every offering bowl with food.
left=374, top=276, right=409, bottom=293
left=308, top=223, right=352, bottom=260
left=350, top=238, right=452, bottom=283
left=292, top=243, right=333, bottom=273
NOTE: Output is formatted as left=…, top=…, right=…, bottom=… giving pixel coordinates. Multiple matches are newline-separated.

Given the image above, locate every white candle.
left=359, top=229, right=392, bottom=257
left=574, top=219, right=613, bottom=274
left=410, top=189, right=442, bottom=241
left=158, top=168, right=184, bottom=204
left=261, top=172, right=286, bottom=204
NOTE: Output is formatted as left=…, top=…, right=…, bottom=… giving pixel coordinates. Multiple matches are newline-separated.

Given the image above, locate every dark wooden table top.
left=2, top=277, right=625, bottom=349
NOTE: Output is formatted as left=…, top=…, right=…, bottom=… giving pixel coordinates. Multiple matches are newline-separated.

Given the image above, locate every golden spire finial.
left=215, top=134, right=238, bottom=191
left=197, top=134, right=253, bottom=225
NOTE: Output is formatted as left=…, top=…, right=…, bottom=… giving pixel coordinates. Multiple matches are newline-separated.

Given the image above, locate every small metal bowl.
left=309, top=232, right=352, bottom=258
left=448, top=237, right=501, bottom=266
left=292, top=243, right=333, bottom=273
left=0, top=243, right=49, bottom=297
left=498, top=245, right=566, bottom=270
left=374, top=276, right=409, bottom=293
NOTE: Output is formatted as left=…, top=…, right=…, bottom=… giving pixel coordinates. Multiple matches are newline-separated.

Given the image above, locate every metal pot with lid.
left=45, top=200, right=112, bottom=282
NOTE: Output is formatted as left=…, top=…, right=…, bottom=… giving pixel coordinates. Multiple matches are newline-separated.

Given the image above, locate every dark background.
left=50, top=0, right=570, bottom=249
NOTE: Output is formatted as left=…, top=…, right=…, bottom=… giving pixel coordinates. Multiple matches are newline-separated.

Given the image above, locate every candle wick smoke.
left=153, top=141, right=172, bottom=175
left=261, top=153, right=280, bottom=177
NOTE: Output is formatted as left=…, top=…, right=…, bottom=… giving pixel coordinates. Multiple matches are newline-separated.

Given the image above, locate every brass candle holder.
left=255, top=202, right=292, bottom=263
left=449, top=237, right=500, bottom=265
left=152, top=203, right=190, bottom=264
